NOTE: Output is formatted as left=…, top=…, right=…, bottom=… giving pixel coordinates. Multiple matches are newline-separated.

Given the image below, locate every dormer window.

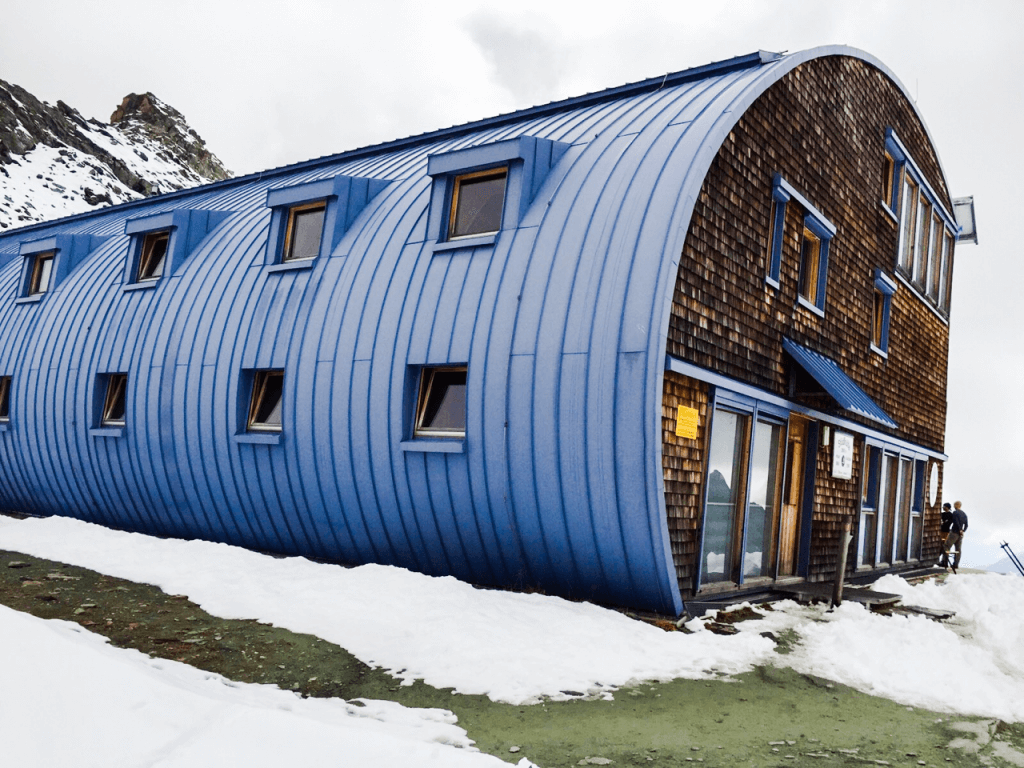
left=282, top=201, right=327, bottom=262
left=28, top=251, right=55, bottom=295
left=136, top=231, right=169, bottom=281
left=448, top=168, right=507, bottom=240
left=426, top=135, right=569, bottom=253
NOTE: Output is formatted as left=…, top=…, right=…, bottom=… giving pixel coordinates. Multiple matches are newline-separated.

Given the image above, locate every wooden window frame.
left=447, top=168, right=508, bottom=241
left=247, top=370, right=285, bottom=432
left=29, top=251, right=55, bottom=295
left=281, top=201, right=327, bottom=263
left=414, top=366, right=468, bottom=439
left=100, top=373, right=128, bottom=427
left=0, top=375, right=11, bottom=422
left=136, top=230, right=170, bottom=282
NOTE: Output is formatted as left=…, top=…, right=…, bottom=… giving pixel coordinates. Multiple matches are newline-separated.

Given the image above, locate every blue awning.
left=782, top=338, right=898, bottom=429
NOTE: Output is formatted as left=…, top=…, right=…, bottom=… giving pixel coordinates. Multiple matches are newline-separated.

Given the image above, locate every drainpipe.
left=832, top=520, right=853, bottom=607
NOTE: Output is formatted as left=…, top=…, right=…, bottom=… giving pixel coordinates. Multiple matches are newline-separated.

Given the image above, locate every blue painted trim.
left=664, top=356, right=945, bottom=460
left=266, top=259, right=316, bottom=273
left=431, top=234, right=497, bottom=253
left=886, top=129, right=955, bottom=227
left=0, top=423, right=9, bottom=433
left=426, top=135, right=569, bottom=243
left=122, top=281, right=158, bottom=293
left=264, top=175, right=389, bottom=267
left=774, top=175, right=837, bottom=236
left=13, top=295, right=43, bottom=305
left=17, top=234, right=109, bottom=298
left=89, top=427, right=125, bottom=438
left=766, top=181, right=790, bottom=284
left=872, top=269, right=896, bottom=355
left=400, top=439, right=466, bottom=454
left=796, top=295, right=826, bottom=318
left=234, top=432, right=282, bottom=446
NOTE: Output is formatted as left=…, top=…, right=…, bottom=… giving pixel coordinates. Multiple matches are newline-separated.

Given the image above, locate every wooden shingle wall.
left=661, top=371, right=710, bottom=595
left=663, top=56, right=954, bottom=593
left=668, top=56, right=952, bottom=453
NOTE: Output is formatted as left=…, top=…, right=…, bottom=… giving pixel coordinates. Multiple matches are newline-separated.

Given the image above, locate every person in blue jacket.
left=942, top=501, right=969, bottom=573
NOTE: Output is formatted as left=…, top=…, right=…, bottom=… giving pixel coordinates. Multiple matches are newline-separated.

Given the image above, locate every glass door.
left=701, top=409, right=749, bottom=584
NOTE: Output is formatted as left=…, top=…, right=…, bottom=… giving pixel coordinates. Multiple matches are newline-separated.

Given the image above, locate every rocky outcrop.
left=0, top=79, right=231, bottom=229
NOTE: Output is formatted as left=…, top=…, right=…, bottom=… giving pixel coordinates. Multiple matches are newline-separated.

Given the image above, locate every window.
left=426, top=135, right=569, bottom=252
left=0, top=375, right=11, bottom=422
left=247, top=370, right=284, bottom=432
left=881, top=150, right=899, bottom=211
left=448, top=168, right=507, bottom=240
left=871, top=270, right=897, bottom=355
left=29, top=251, right=55, bottom=295
left=858, top=443, right=924, bottom=567
left=699, top=399, right=788, bottom=587
left=766, top=175, right=834, bottom=313
left=887, top=130, right=957, bottom=317
left=798, top=226, right=822, bottom=306
left=100, top=374, right=128, bottom=426
left=136, top=231, right=169, bottom=281
left=281, top=201, right=327, bottom=262
left=765, top=181, right=790, bottom=287
left=414, top=367, right=467, bottom=438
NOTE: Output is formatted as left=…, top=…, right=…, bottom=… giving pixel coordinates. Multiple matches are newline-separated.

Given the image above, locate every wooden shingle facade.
left=0, top=48, right=966, bottom=615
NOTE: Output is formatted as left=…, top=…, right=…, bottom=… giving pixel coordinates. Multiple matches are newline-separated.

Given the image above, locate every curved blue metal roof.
left=0, top=47, right=947, bottom=614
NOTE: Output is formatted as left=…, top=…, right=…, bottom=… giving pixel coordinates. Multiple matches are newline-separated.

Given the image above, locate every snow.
left=1, top=515, right=1023, bottom=764
left=0, top=144, right=139, bottom=229
left=0, top=604, right=515, bottom=768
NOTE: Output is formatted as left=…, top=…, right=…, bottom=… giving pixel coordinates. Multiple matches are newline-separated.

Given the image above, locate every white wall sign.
left=832, top=431, right=854, bottom=479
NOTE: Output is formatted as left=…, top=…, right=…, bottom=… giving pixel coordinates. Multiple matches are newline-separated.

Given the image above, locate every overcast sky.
left=2, top=1, right=1021, bottom=566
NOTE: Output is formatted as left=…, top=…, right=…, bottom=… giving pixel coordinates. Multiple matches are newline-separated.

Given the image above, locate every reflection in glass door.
left=700, top=407, right=786, bottom=586
left=701, top=410, right=749, bottom=584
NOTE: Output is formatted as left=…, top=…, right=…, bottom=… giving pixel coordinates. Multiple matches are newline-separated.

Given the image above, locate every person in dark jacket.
left=938, top=503, right=954, bottom=567
left=942, top=501, right=969, bottom=573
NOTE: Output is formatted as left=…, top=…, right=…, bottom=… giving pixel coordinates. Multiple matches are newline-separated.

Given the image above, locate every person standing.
left=943, top=501, right=969, bottom=574
left=938, top=502, right=954, bottom=568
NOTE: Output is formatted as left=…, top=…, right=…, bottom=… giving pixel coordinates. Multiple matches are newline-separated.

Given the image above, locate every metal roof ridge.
left=0, top=50, right=785, bottom=241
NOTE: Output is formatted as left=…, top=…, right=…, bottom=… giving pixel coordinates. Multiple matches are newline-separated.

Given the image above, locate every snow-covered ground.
left=1, top=515, right=1022, bottom=766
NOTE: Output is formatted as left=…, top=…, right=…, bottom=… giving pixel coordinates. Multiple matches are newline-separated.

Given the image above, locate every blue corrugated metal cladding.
left=0, top=47, right=932, bottom=614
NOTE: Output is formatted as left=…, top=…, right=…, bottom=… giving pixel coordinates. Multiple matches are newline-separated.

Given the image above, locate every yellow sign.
left=675, top=405, right=699, bottom=439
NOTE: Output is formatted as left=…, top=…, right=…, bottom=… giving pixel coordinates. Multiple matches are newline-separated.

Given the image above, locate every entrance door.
left=778, top=415, right=808, bottom=576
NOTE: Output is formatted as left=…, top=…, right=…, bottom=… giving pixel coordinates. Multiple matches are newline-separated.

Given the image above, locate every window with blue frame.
left=858, top=442, right=925, bottom=567
left=426, top=135, right=569, bottom=253
left=871, top=269, right=897, bottom=355
left=699, top=394, right=789, bottom=587
left=765, top=175, right=834, bottom=315
left=884, top=130, right=957, bottom=317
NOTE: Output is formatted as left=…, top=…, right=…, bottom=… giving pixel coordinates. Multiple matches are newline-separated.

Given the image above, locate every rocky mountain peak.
left=0, top=79, right=231, bottom=230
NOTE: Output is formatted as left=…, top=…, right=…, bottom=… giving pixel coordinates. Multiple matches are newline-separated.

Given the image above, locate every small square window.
left=0, top=375, right=11, bottom=422
left=415, top=367, right=467, bottom=438
left=248, top=370, right=284, bottom=432
left=29, top=251, right=55, bottom=295
left=282, top=202, right=326, bottom=262
left=448, top=169, right=507, bottom=240
left=101, top=374, right=128, bottom=426
left=798, top=226, right=822, bottom=306
left=137, top=231, right=169, bottom=281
